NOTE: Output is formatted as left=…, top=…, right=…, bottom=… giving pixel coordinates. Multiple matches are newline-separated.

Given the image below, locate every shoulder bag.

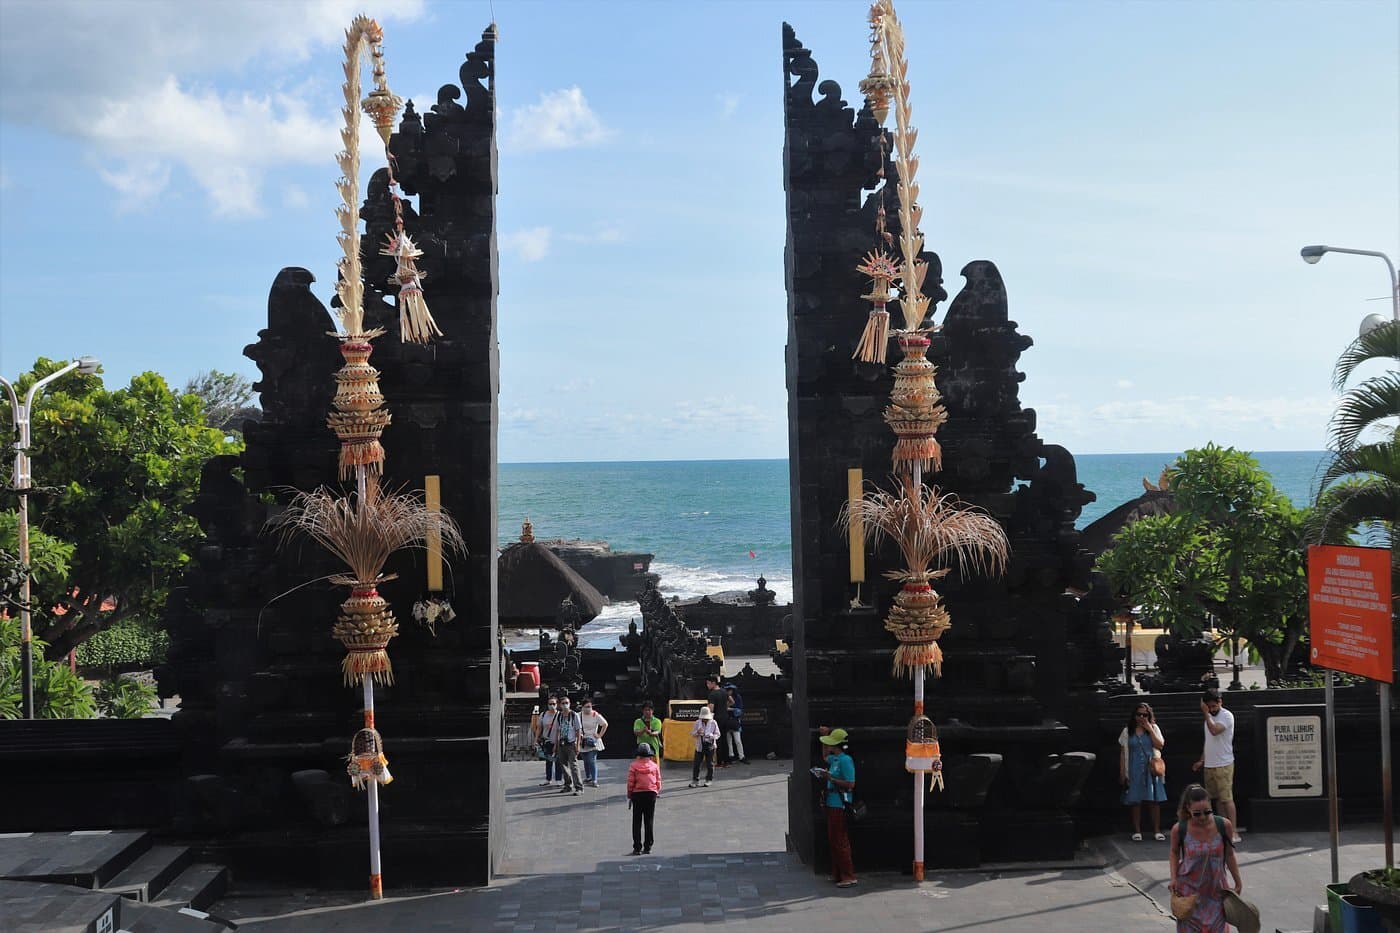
left=1170, top=891, right=1198, bottom=921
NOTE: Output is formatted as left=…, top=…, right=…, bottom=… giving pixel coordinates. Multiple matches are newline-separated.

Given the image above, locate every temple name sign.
left=1307, top=544, right=1393, bottom=683
left=1266, top=714, right=1323, bottom=798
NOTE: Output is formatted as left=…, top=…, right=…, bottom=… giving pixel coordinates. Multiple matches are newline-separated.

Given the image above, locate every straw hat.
left=1221, top=891, right=1260, bottom=933
left=699, top=707, right=713, bottom=720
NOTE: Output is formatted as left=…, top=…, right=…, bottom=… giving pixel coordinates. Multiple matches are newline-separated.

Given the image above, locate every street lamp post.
left=0, top=357, right=101, bottom=719
left=1299, top=244, right=1399, bottom=328
left=1301, top=243, right=1397, bottom=873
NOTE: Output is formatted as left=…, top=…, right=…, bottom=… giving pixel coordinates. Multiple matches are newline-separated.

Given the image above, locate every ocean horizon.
left=499, top=450, right=1328, bottom=649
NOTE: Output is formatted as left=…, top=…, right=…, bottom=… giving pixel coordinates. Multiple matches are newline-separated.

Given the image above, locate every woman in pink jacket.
left=626, top=743, right=662, bottom=855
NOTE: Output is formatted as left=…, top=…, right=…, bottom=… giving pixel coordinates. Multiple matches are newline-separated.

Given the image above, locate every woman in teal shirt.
left=815, top=728, right=857, bottom=887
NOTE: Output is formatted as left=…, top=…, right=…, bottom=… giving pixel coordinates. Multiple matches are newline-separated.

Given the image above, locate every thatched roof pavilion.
left=497, top=519, right=606, bottom=628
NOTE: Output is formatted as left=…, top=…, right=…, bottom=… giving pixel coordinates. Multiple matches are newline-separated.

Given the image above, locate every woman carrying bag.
left=1169, top=783, right=1243, bottom=932
left=1120, top=701, right=1167, bottom=841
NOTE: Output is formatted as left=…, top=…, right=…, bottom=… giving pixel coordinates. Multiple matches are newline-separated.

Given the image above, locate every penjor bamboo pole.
left=912, top=459, right=925, bottom=882
left=363, top=672, right=384, bottom=899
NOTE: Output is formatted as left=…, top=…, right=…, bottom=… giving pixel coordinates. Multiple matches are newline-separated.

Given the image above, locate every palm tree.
left=1310, top=320, right=1398, bottom=597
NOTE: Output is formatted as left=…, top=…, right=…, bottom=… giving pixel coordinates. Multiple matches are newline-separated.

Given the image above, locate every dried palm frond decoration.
left=268, top=14, right=469, bottom=901
left=845, top=0, right=1011, bottom=881
left=273, top=485, right=465, bottom=683
left=854, top=251, right=897, bottom=364
left=843, top=476, right=1007, bottom=675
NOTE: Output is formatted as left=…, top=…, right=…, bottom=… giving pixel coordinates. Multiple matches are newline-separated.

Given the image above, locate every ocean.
left=499, top=451, right=1328, bottom=648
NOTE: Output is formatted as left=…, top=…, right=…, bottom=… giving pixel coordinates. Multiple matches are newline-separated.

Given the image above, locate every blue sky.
left=0, top=0, right=1395, bottom=462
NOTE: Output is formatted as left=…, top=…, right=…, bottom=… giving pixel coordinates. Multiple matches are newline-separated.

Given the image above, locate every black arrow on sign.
left=1278, top=782, right=1314, bottom=790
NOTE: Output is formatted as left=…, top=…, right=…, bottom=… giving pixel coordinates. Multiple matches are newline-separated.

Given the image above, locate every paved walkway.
left=211, top=758, right=1388, bottom=931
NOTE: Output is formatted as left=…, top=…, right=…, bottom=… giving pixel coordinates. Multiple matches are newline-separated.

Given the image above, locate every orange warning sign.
left=1308, top=545, right=1393, bottom=683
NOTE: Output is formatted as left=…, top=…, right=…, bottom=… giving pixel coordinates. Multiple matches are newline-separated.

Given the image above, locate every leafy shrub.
left=75, top=619, right=169, bottom=671
left=33, top=661, right=96, bottom=719
left=95, top=677, right=157, bottom=719
left=0, top=616, right=96, bottom=719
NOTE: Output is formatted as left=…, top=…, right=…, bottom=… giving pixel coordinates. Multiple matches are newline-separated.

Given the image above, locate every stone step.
left=0, top=830, right=152, bottom=889
left=100, top=844, right=192, bottom=903
left=113, top=897, right=235, bottom=931
left=0, top=879, right=124, bottom=932
left=151, top=864, right=229, bottom=913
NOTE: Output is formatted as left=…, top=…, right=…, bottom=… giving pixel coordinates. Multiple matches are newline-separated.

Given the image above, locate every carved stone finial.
left=520, top=517, right=534, bottom=543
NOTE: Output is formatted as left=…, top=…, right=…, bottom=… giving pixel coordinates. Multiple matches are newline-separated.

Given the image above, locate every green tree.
left=1309, top=321, right=1398, bottom=559
left=0, top=359, right=238, bottom=660
left=1096, top=444, right=1310, bottom=684
left=183, top=369, right=260, bottom=437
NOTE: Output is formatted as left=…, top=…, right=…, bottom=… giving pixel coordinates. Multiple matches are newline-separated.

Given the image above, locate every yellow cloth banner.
left=662, top=719, right=696, bottom=762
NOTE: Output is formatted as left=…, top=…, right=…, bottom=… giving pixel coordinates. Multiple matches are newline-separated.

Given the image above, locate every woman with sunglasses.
left=1119, top=702, right=1167, bottom=841
left=1169, top=783, right=1242, bottom=931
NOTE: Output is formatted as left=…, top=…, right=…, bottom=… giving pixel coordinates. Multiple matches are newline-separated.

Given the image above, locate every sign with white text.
left=1308, top=544, right=1393, bottom=683
left=1265, top=714, right=1323, bottom=797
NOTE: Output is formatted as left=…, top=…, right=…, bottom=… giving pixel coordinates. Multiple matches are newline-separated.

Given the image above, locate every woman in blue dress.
left=1119, top=701, right=1167, bottom=840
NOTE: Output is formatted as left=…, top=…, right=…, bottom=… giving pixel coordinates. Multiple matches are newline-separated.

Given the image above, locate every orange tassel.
left=342, top=646, right=395, bottom=686
left=892, top=641, right=943, bottom=678
left=890, top=435, right=943, bottom=473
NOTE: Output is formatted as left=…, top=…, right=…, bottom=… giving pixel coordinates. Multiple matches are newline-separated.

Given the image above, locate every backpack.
left=1176, top=815, right=1231, bottom=850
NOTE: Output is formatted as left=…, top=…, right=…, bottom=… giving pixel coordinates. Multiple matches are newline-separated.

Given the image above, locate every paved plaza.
left=207, top=758, right=1390, bottom=931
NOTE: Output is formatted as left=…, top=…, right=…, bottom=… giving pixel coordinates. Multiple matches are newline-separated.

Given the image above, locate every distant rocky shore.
left=539, top=538, right=658, bottom=601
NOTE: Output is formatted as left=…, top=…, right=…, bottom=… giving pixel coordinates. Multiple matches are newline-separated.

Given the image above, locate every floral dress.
left=1175, top=824, right=1228, bottom=933
left=1121, top=728, right=1167, bottom=804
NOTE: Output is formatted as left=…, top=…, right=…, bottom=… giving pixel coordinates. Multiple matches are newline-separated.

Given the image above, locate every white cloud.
left=0, top=0, right=423, bottom=216
left=283, top=185, right=310, bottom=209
left=1037, top=393, right=1336, bottom=448
left=500, top=227, right=553, bottom=262
left=1116, top=379, right=1134, bottom=390
left=717, top=93, right=741, bottom=118
left=97, top=162, right=173, bottom=212
left=506, top=87, right=610, bottom=152
left=562, top=226, right=624, bottom=244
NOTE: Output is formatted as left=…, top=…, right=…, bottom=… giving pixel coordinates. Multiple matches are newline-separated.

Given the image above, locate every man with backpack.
left=551, top=695, right=584, bottom=795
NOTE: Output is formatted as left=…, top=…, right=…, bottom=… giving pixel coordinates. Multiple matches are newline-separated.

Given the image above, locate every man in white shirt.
left=1191, top=687, right=1242, bottom=843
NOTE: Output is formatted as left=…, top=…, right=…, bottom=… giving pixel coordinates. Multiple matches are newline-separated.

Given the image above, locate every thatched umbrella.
left=1079, top=471, right=1176, bottom=558
left=498, top=521, right=606, bottom=628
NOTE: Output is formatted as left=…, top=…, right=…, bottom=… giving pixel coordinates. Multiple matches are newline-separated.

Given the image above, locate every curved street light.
left=0, top=356, right=101, bottom=719
left=1299, top=244, right=1399, bottom=332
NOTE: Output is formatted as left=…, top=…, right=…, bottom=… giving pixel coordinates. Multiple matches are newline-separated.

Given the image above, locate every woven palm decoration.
left=348, top=727, right=394, bottom=789
left=843, top=0, right=1010, bottom=681
left=905, top=714, right=944, bottom=792
left=844, top=475, right=1006, bottom=675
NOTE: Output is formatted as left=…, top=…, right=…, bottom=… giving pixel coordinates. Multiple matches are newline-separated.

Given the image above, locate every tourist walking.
left=633, top=701, right=663, bottom=758
left=1119, top=701, right=1167, bottom=840
left=579, top=699, right=608, bottom=787
left=689, top=707, right=720, bottom=787
left=535, top=696, right=559, bottom=786
left=550, top=696, right=583, bottom=794
left=1191, top=688, right=1241, bottom=844
left=1168, top=783, right=1242, bottom=932
left=724, top=683, right=748, bottom=764
left=705, top=674, right=730, bottom=767
left=626, top=743, right=662, bottom=855
left=815, top=728, right=857, bottom=888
